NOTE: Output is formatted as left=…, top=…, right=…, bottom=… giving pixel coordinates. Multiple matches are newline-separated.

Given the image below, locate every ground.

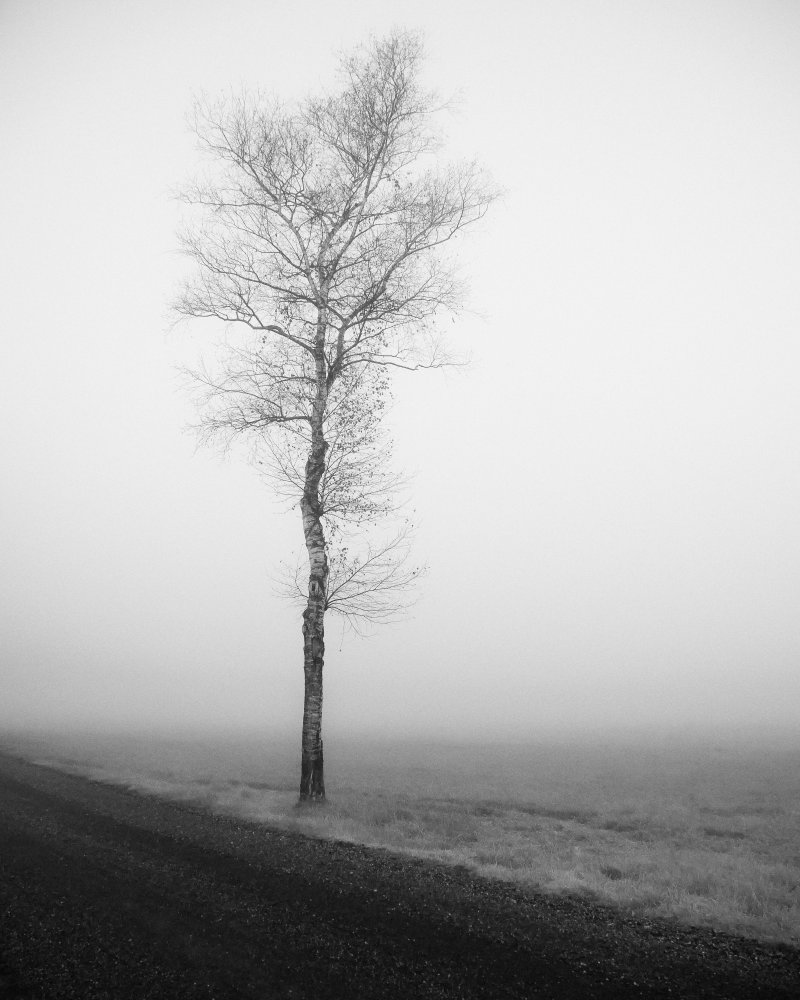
left=1, top=753, right=798, bottom=999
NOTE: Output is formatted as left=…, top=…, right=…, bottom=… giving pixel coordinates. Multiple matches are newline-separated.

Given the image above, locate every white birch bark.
left=299, top=319, right=329, bottom=800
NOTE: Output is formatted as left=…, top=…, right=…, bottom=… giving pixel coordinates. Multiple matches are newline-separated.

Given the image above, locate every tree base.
left=299, top=751, right=325, bottom=802
left=295, top=793, right=327, bottom=807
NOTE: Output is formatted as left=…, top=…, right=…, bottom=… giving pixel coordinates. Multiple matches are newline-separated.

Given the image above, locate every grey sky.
left=2, top=0, right=799, bottom=739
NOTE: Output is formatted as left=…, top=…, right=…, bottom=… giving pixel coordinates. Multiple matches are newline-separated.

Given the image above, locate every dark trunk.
left=298, top=488, right=327, bottom=802
left=299, top=621, right=325, bottom=800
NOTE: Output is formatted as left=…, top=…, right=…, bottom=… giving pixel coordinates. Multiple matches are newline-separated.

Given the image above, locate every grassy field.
left=4, top=727, right=799, bottom=946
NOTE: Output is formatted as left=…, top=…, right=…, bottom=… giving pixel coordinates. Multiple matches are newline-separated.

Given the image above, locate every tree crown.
left=177, top=30, right=496, bottom=382
left=177, top=30, right=495, bottom=629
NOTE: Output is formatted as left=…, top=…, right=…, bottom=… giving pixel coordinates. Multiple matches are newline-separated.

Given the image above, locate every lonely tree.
left=176, top=31, right=495, bottom=800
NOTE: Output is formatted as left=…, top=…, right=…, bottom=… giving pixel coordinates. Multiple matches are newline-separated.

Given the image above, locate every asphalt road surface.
left=0, top=752, right=798, bottom=999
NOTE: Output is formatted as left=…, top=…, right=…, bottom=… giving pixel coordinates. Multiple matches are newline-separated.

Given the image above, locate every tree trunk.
left=299, top=601, right=325, bottom=800
left=298, top=335, right=329, bottom=802
left=299, top=480, right=328, bottom=802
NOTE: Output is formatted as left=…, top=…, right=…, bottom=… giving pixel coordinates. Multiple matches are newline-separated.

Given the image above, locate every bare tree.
left=176, top=30, right=496, bottom=800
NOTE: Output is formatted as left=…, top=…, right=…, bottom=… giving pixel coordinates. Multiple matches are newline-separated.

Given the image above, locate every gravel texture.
left=0, top=752, right=798, bottom=999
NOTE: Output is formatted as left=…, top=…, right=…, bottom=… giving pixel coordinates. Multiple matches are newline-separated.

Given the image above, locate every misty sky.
left=2, top=0, right=799, bottom=740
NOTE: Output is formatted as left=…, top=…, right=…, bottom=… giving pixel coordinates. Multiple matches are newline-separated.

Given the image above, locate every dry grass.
left=5, top=727, right=800, bottom=946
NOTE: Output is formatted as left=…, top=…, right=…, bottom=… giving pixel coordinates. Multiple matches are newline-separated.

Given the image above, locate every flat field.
left=4, top=727, right=799, bottom=947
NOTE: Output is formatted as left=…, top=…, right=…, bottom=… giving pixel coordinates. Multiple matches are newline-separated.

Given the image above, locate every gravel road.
left=0, top=752, right=797, bottom=999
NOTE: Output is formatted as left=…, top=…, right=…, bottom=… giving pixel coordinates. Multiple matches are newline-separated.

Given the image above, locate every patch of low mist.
left=4, top=722, right=800, bottom=816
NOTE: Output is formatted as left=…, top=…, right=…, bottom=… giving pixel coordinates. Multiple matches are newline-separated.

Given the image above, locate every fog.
left=2, top=1, right=800, bottom=743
